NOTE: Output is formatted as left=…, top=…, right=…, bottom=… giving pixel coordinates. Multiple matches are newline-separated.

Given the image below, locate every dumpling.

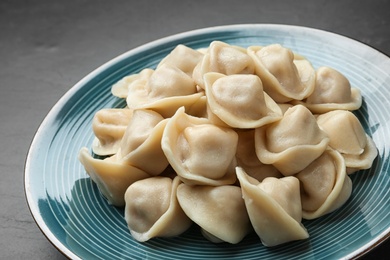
left=255, top=105, right=329, bottom=176
left=295, top=149, right=352, bottom=219
left=79, top=109, right=169, bottom=207
left=343, top=138, right=377, bottom=174
left=316, top=110, right=367, bottom=155
left=192, top=41, right=255, bottom=89
left=157, top=44, right=204, bottom=75
left=316, top=110, right=378, bottom=174
left=186, top=95, right=208, bottom=118
left=126, top=64, right=203, bottom=117
left=295, top=66, right=362, bottom=113
left=236, top=129, right=283, bottom=181
left=176, top=183, right=252, bottom=244
left=114, top=109, right=169, bottom=176
left=278, top=103, right=294, bottom=114
left=161, top=107, right=238, bottom=186
left=124, top=176, right=192, bottom=242
left=91, top=108, right=133, bottom=156
left=203, top=73, right=282, bottom=128
left=78, top=147, right=150, bottom=207
left=247, top=44, right=315, bottom=103
left=111, top=68, right=154, bottom=98
left=196, top=47, right=209, bottom=55
left=236, top=167, right=309, bottom=247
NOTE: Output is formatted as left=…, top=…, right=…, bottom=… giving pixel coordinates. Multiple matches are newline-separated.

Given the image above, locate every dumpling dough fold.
left=111, top=69, right=154, bottom=98
left=113, top=109, right=169, bottom=176
left=91, top=108, right=133, bottom=156
left=177, top=183, right=251, bottom=244
left=294, top=66, right=362, bottom=113
left=162, top=107, right=238, bottom=186
left=124, top=176, right=192, bottom=242
left=247, top=44, right=315, bottom=103
left=125, top=64, right=203, bottom=117
left=236, top=167, right=309, bottom=247
left=343, top=137, right=377, bottom=174
left=204, top=73, right=282, bottom=129
left=296, top=149, right=352, bottom=219
left=255, top=105, right=329, bottom=176
left=157, top=44, right=204, bottom=75
left=316, top=110, right=378, bottom=174
left=193, top=41, right=255, bottom=89
left=236, top=129, right=283, bottom=181
left=78, top=147, right=150, bottom=207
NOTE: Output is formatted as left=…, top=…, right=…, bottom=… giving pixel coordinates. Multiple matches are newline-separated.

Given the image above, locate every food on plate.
left=114, top=65, right=203, bottom=118
left=193, top=41, right=255, bottom=89
left=235, top=129, right=283, bottom=181
left=295, top=149, right=352, bottom=219
left=254, top=105, right=329, bottom=176
left=78, top=147, right=150, bottom=206
left=316, top=110, right=378, bottom=174
left=91, top=108, right=133, bottom=156
left=293, top=66, right=362, bottom=113
left=161, top=107, right=238, bottom=186
left=79, top=40, right=377, bottom=247
left=236, top=167, right=309, bottom=247
left=113, top=109, right=169, bottom=176
left=157, top=44, right=204, bottom=75
left=203, top=72, right=282, bottom=128
left=177, top=183, right=252, bottom=244
left=124, top=176, right=192, bottom=242
left=248, top=44, right=316, bottom=103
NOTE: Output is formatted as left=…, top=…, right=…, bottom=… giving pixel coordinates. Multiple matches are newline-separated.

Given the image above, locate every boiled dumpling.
left=186, top=95, right=208, bottom=118
left=157, top=44, right=204, bottom=75
left=296, top=66, right=362, bottom=113
left=236, top=129, right=283, bottom=181
left=78, top=109, right=169, bottom=207
left=255, top=105, right=329, bottom=176
left=236, top=167, right=309, bottom=247
left=248, top=44, right=315, bottom=103
left=278, top=103, right=294, bottom=114
left=316, top=110, right=378, bottom=174
left=177, top=183, right=251, bottom=244
left=295, top=149, right=352, bottom=219
left=343, top=138, right=377, bottom=174
left=111, top=68, right=154, bottom=98
left=124, top=176, right=192, bottom=242
left=114, top=109, right=169, bottom=176
left=193, top=41, right=255, bottom=89
left=91, top=108, right=133, bottom=156
left=78, top=147, right=150, bottom=206
left=196, top=47, right=209, bottom=54
left=206, top=41, right=255, bottom=75
left=126, top=64, right=203, bottom=117
left=161, top=107, right=238, bottom=186
left=316, top=110, right=367, bottom=155
left=78, top=40, right=379, bottom=247
left=203, top=73, right=282, bottom=128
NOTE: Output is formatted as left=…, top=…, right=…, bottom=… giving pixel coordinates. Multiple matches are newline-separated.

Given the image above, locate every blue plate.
left=25, top=24, right=390, bottom=259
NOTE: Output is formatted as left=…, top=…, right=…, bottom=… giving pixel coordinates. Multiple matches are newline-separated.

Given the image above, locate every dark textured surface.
left=1, top=0, right=389, bottom=259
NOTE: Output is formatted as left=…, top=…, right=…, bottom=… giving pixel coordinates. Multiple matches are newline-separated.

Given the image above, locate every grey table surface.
left=1, top=0, right=389, bottom=259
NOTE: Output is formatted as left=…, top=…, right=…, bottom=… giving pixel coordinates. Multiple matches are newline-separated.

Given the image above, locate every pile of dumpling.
left=78, top=41, right=378, bottom=247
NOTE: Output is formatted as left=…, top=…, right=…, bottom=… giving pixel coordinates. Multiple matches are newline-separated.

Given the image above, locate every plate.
left=25, top=24, right=390, bottom=259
